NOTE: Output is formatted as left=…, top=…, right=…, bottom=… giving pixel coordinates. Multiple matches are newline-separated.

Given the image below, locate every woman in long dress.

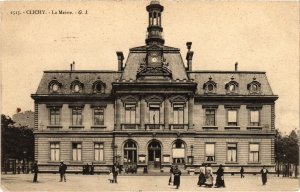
left=197, top=167, right=206, bottom=187
left=173, top=165, right=181, bottom=189
left=205, top=165, right=213, bottom=188
left=215, top=164, right=225, bottom=188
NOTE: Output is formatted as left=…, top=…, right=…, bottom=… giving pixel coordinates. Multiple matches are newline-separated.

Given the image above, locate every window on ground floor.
left=205, top=143, right=215, bottom=162
left=94, top=143, right=104, bottom=161
left=72, top=143, right=82, bottom=161
left=50, top=142, right=60, bottom=161
left=227, top=143, right=237, bottom=162
left=172, top=140, right=185, bottom=163
left=249, top=143, right=259, bottom=162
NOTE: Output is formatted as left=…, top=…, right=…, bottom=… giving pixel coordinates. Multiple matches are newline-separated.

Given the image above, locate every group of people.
left=31, top=161, right=269, bottom=187
left=82, top=163, right=94, bottom=175
left=197, top=164, right=225, bottom=188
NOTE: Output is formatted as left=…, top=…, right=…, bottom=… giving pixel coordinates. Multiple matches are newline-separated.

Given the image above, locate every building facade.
left=32, top=1, right=278, bottom=173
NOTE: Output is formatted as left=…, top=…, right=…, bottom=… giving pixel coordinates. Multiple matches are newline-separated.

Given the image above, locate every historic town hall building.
left=32, top=1, right=278, bottom=173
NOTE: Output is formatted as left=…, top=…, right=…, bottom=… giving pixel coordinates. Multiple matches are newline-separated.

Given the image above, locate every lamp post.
left=283, top=154, right=286, bottom=177
left=114, top=145, right=118, bottom=163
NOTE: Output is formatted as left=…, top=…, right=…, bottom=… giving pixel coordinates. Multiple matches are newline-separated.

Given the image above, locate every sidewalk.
left=1, top=174, right=299, bottom=192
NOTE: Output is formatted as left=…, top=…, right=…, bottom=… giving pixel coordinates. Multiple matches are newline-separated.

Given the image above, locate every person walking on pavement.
left=173, top=165, right=181, bottom=189
left=168, top=165, right=174, bottom=185
left=197, top=166, right=206, bottom=187
left=32, top=161, right=39, bottom=182
left=205, top=164, right=213, bottom=188
left=260, top=166, right=269, bottom=185
left=112, top=163, right=119, bottom=183
left=90, top=163, right=94, bottom=175
left=215, top=164, right=225, bottom=188
left=59, top=161, right=67, bottom=182
left=240, top=166, right=245, bottom=178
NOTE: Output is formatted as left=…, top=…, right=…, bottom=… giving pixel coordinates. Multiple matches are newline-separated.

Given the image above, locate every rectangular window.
left=50, top=142, right=60, bottom=161
left=94, top=108, right=104, bottom=125
left=228, top=110, right=237, bottom=126
left=149, top=104, right=160, bottom=124
left=173, top=104, right=184, bottom=124
left=249, top=143, right=259, bottom=162
left=205, top=143, right=215, bottom=162
left=250, top=110, right=260, bottom=126
left=72, top=143, right=82, bottom=161
left=50, top=108, right=60, bottom=125
left=125, top=104, right=136, bottom=124
left=227, top=143, right=237, bottom=162
left=205, top=109, right=215, bottom=126
left=94, top=143, right=104, bottom=161
left=72, top=108, right=82, bottom=125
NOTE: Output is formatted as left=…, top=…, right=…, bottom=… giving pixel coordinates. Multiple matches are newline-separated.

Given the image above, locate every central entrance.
left=148, top=141, right=161, bottom=169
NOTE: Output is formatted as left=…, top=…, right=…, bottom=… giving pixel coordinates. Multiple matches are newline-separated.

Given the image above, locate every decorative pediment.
left=145, top=95, right=164, bottom=105
left=121, top=95, right=139, bottom=104
left=169, top=95, right=188, bottom=106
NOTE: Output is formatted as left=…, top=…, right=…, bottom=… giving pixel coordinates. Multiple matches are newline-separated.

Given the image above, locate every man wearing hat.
left=59, top=161, right=67, bottom=182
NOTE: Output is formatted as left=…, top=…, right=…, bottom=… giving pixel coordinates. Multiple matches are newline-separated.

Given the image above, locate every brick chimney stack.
left=235, top=62, right=238, bottom=71
left=116, top=52, right=124, bottom=71
left=186, top=42, right=194, bottom=71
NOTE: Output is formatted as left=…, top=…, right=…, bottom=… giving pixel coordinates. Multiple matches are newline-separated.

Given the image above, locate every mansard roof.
left=34, top=71, right=121, bottom=95
left=189, top=71, right=274, bottom=95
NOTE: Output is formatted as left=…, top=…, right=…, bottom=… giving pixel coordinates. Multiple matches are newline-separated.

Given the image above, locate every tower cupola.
left=145, top=1, right=165, bottom=45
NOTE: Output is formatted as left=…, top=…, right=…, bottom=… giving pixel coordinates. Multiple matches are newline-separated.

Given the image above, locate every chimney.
left=235, top=62, right=238, bottom=71
left=186, top=42, right=193, bottom=71
left=70, top=61, right=75, bottom=71
left=116, top=52, right=124, bottom=71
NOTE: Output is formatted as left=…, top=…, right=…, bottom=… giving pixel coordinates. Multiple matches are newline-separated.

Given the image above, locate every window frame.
left=205, top=109, right=216, bottom=126
left=227, top=143, right=237, bottom=162
left=227, top=109, right=238, bottom=126
left=149, top=104, right=160, bottom=124
left=93, top=107, right=105, bottom=126
left=50, top=142, right=60, bottom=161
left=173, top=104, right=184, bottom=124
left=49, top=107, right=61, bottom=125
left=72, top=142, right=82, bottom=161
left=205, top=143, right=215, bottom=162
left=125, top=104, right=136, bottom=124
left=94, top=142, right=104, bottom=162
left=249, top=143, right=260, bottom=163
left=72, top=107, right=83, bottom=126
left=249, top=110, right=260, bottom=126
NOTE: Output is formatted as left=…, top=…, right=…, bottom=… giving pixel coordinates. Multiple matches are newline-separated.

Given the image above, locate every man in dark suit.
left=112, top=163, right=119, bottom=183
left=59, top=161, right=67, bottom=182
left=32, top=161, right=39, bottom=182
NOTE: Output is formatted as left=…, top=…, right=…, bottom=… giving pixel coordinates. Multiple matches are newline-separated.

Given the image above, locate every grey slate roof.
left=35, top=71, right=121, bottom=95
left=189, top=71, right=274, bottom=95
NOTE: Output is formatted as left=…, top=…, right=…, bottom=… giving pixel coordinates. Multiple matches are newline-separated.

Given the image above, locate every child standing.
left=108, top=170, right=114, bottom=183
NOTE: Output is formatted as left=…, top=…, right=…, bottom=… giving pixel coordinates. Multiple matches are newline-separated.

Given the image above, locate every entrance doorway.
left=124, top=140, right=137, bottom=173
left=148, top=141, right=161, bottom=169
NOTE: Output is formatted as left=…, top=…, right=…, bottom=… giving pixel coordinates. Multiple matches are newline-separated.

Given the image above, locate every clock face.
left=151, top=57, right=158, bottom=63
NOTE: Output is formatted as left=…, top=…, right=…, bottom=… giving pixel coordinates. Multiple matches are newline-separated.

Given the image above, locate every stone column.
left=164, top=97, right=169, bottom=130
left=116, top=97, right=122, bottom=130
left=188, top=96, right=194, bottom=130
left=140, top=97, right=146, bottom=130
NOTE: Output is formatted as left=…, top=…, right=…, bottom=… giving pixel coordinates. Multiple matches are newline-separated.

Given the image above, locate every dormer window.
left=48, top=80, right=62, bottom=93
left=247, top=78, right=261, bottom=94
left=203, top=77, right=216, bottom=94
left=92, top=81, right=106, bottom=94
left=70, top=80, right=83, bottom=93
left=225, top=78, right=239, bottom=94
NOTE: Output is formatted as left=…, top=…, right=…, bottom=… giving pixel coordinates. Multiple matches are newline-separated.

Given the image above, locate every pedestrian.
left=215, top=164, right=225, bottom=188
left=260, top=166, right=269, bottom=185
left=197, top=167, right=206, bottom=187
left=32, top=161, right=39, bottom=182
left=112, top=163, right=119, bottom=183
left=86, top=163, right=90, bottom=175
left=173, top=165, right=181, bottom=189
left=205, top=164, right=213, bottom=188
left=108, top=170, right=114, bottom=183
left=240, top=166, right=245, bottom=178
left=59, top=161, right=67, bottom=182
left=168, top=165, right=174, bottom=185
left=90, top=163, right=94, bottom=175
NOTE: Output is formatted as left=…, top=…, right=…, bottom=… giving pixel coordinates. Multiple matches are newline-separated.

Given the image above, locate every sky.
left=1, top=0, right=299, bottom=134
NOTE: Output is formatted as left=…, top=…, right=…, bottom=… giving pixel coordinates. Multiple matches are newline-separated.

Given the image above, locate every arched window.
left=148, top=141, right=161, bottom=163
left=70, top=80, right=83, bottom=93
left=247, top=79, right=261, bottom=94
left=225, top=79, right=239, bottom=94
left=48, top=80, right=62, bottom=93
left=92, top=81, right=106, bottom=94
left=124, top=140, right=137, bottom=164
left=203, top=77, right=217, bottom=94
left=172, top=140, right=186, bottom=164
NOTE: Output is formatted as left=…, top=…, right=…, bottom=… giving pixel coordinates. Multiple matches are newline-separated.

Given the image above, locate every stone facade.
left=31, top=1, right=278, bottom=173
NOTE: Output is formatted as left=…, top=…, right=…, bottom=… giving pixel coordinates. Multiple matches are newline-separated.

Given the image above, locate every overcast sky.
left=1, top=0, right=299, bottom=134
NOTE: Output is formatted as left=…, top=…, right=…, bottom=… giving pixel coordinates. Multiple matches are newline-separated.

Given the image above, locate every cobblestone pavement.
left=1, top=174, right=299, bottom=192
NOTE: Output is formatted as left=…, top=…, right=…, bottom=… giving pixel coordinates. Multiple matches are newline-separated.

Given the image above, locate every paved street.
left=1, top=173, right=298, bottom=192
